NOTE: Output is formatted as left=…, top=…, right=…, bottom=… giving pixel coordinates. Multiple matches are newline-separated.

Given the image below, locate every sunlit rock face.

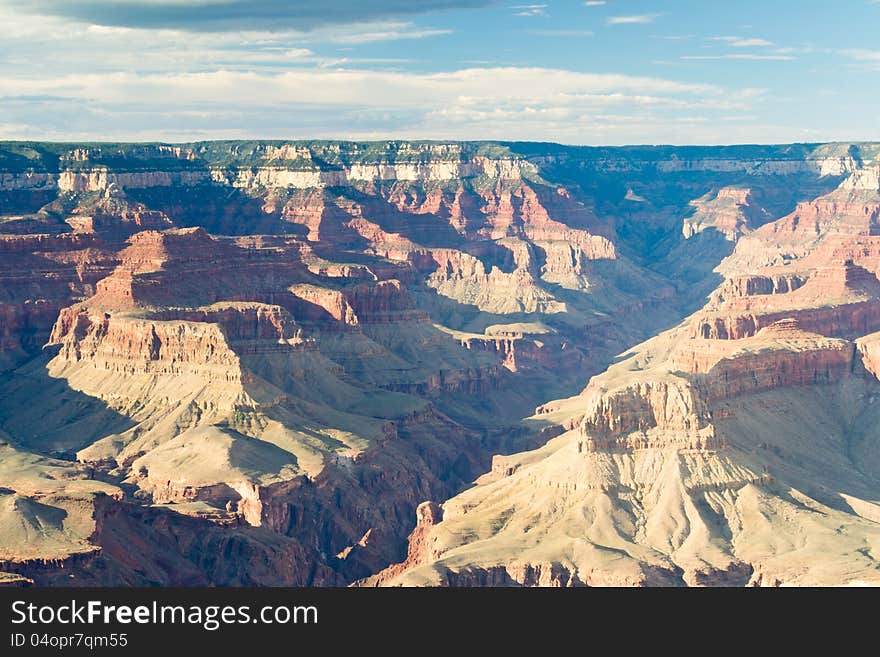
left=2, top=140, right=880, bottom=587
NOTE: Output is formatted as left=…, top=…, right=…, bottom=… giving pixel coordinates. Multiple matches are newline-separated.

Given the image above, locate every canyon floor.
left=1, top=140, right=879, bottom=586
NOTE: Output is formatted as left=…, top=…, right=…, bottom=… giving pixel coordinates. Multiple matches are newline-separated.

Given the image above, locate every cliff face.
left=3, top=140, right=880, bottom=587
left=0, top=233, right=118, bottom=368
left=380, top=162, right=880, bottom=588
left=48, top=305, right=305, bottom=382
left=692, top=261, right=880, bottom=340
left=4, top=141, right=874, bottom=191
left=681, top=187, right=775, bottom=241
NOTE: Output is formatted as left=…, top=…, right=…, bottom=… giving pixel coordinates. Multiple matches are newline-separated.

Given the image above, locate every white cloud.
left=0, top=67, right=719, bottom=106
left=0, top=66, right=759, bottom=143
left=511, top=4, right=547, bottom=16
left=839, top=48, right=880, bottom=70
left=0, top=4, right=872, bottom=144
left=328, top=25, right=452, bottom=44
left=0, top=4, right=733, bottom=142
left=681, top=54, right=795, bottom=61
left=607, top=14, right=658, bottom=25
left=0, top=11, right=452, bottom=75
left=713, top=36, right=775, bottom=47
left=841, top=49, right=880, bottom=60
left=0, top=0, right=491, bottom=31
left=583, top=1, right=606, bottom=6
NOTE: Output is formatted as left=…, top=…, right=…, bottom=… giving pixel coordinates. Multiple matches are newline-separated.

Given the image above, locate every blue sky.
left=1, top=0, right=879, bottom=144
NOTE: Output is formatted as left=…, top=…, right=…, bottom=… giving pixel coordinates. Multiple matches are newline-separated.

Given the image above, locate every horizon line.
left=1, top=138, right=878, bottom=149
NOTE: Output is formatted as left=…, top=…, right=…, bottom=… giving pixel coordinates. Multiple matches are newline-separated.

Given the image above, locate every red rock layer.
left=710, top=273, right=806, bottom=302
left=0, top=234, right=117, bottom=364
left=49, top=310, right=243, bottom=380
left=356, top=501, right=444, bottom=586
left=576, top=320, right=856, bottom=451
left=692, top=260, right=880, bottom=340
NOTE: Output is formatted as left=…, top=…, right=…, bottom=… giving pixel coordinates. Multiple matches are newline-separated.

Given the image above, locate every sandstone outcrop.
left=378, top=160, right=880, bottom=587
left=0, top=233, right=117, bottom=368
left=3, top=140, right=880, bottom=587
left=682, top=187, right=772, bottom=241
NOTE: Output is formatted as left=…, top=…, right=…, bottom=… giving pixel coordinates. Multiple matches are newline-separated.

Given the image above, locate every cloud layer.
left=3, top=0, right=491, bottom=30
left=0, top=65, right=780, bottom=144
left=0, top=2, right=875, bottom=144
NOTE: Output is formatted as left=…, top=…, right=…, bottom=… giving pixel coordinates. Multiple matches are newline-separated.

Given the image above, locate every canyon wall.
left=373, top=155, right=880, bottom=587
left=3, top=140, right=880, bottom=587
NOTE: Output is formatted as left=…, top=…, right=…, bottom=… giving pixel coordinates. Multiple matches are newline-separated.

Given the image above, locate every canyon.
left=1, top=140, right=879, bottom=586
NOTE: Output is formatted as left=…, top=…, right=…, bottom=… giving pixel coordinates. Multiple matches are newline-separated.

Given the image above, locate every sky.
left=1, top=0, right=879, bottom=145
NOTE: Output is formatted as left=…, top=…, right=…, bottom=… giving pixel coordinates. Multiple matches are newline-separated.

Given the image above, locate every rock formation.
left=373, top=157, right=880, bottom=587
left=2, top=140, right=880, bottom=586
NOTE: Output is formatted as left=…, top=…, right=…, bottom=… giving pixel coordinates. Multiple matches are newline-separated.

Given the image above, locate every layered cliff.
left=3, top=140, right=880, bottom=587
left=376, top=165, right=880, bottom=587
left=0, top=233, right=118, bottom=369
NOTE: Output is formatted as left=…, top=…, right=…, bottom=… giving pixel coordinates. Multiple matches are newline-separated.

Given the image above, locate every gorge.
left=1, top=140, right=879, bottom=587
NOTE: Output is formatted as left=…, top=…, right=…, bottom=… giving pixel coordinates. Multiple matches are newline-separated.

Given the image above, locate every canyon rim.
left=0, top=141, right=879, bottom=587
left=2, top=0, right=880, bottom=594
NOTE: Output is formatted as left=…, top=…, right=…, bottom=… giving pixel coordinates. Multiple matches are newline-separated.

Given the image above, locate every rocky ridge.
left=371, top=158, right=880, bottom=587
left=2, top=140, right=879, bottom=586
